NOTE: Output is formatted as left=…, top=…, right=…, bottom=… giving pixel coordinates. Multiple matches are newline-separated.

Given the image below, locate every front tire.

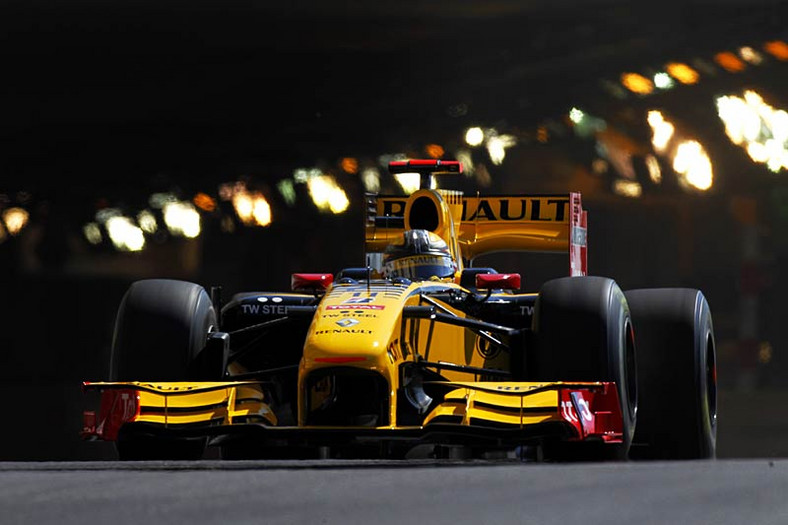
left=625, top=288, right=717, bottom=459
left=109, top=279, right=218, bottom=460
left=110, top=279, right=218, bottom=381
left=530, top=276, right=637, bottom=461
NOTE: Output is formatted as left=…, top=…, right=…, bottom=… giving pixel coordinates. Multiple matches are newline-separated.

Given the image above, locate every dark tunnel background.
left=1, top=0, right=788, bottom=459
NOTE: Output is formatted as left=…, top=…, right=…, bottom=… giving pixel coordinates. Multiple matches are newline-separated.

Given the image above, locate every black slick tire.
left=109, top=279, right=218, bottom=460
left=530, top=276, right=637, bottom=461
left=625, top=288, right=717, bottom=459
left=110, top=279, right=218, bottom=381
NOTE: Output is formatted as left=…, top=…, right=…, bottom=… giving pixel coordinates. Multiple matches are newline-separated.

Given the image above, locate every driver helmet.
left=382, top=229, right=457, bottom=281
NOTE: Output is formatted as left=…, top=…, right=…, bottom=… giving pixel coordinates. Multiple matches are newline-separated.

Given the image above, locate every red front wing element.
left=81, top=385, right=140, bottom=441
left=558, top=383, right=623, bottom=442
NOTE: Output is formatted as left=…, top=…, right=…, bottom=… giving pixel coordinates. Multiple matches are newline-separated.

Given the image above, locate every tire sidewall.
left=693, top=293, right=717, bottom=458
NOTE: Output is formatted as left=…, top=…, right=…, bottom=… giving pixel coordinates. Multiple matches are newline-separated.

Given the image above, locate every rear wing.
left=365, top=192, right=587, bottom=276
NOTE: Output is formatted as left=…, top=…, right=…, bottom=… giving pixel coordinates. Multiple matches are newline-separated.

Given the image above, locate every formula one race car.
left=82, top=159, right=717, bottom=461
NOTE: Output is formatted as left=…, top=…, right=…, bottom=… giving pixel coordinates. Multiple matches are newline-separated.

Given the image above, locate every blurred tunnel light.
left=2, top=207, right=29, bottom=235
left=136, top=209, right=158, bottom=234
left=394, top=172, right=420, bottom=194
left=293, top=169, right=309, bottom=184
left=673, top=140, right=713, bottom=191
left=486, top=132, right=517, bottom=165
left=764, top=40, right=788, bottom=61
left=621, top=72, right=654, bottom=95
left=219, top=183, right=234, bottom=201
left=96, top=207, right=121, bottom=224
left=759, top=342, right=773, bottom=364
left=647, top=110, right=675, bottom=153
left=455, top=149, right=475, bottom=177
left=233, top=188, right=272, bottom=227
left=739, top=46, right=763, bottom=65
left=149, top=192, right=177, bottom=209
left=252, top=196, right=272, bottom=226
left=714, top=51, right=746, bottom=73
left=340, top=157, right=359, bottom=174
left=378, top=153, right=408, bottom=167
left=425, top=144, right=444, bottom=159
left=307, top=174, right=349, bottom=214
left=717, top=90, right=788, bottom=172
left=465, top=127, right=484, bottom=147
left=666, top=62, right=699, bottom=85
left=362, top=168, right=381, bottom=193
left=569, top=107, right=585, bottom=124
left=193, top=192, right=217, bottom=212
left=233, top=192, right=254, bottom=223
left=163, top=201, right=201, bottom=238
left=569, top=108, right=606, bottom=138
left=83, top=222, right=102, bottom=245
left=106, top=216, right=145, bottom=252
left=277, top=179, right=296, bottom=206
left=645, top=154, right=662, bottom=183
left=613, top=179, right=642, bottom=198
left=537, top=125, right=549, bottom=143
left=653, top=72, right=674, bottom=90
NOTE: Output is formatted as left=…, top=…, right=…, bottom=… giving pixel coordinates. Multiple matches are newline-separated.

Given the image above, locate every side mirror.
left=475, top=273, right=521, bottom=291
left=291, top=273, right=334, bottom=293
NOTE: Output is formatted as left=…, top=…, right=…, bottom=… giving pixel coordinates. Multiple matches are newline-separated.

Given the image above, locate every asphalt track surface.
left=0, top=459, right=786, bottom=524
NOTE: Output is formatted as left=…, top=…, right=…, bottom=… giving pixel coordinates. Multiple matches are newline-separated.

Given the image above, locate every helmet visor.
left=383, top=254, right=455, bottom=281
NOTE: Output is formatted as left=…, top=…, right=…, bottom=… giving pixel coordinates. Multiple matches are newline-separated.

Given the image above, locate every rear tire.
left=109, top=279, right=218, bottom=460
left=625, top=288, right=717, bottom=459
left=530, top=276, right=637, bottom=461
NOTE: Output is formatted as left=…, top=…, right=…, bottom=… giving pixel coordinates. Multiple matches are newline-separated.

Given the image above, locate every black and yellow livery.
left=83, top=159, right=718, bottom=461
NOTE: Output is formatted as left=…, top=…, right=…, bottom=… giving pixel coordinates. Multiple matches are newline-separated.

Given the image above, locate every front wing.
left=82, top=380, right=623, bottom=448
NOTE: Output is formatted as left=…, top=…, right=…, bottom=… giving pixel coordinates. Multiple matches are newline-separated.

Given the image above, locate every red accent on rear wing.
left=569, top=193, right=588, bottom=277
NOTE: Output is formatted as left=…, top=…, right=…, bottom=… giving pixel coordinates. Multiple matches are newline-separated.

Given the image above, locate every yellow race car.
left=82, top=159, right=717, bottom=461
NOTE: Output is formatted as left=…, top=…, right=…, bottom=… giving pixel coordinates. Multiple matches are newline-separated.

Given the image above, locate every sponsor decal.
left=314, top=329, right=373, bottom=335
left=560, top=396, right=593, bottom=423
left=519, top=305, right=535, bottom=316
left=462, top=198, right=569, bottom=222
left=382, top=200, right=406, bottom=217
left=378, top=196, right=570, bottom=222
left=322, top=313, right=378, bottom=319
left=242, top=304, right=290, bottom=315
left=326, top=304, right=385, bottom=310
left=335, top=318, right=360, bottom=327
